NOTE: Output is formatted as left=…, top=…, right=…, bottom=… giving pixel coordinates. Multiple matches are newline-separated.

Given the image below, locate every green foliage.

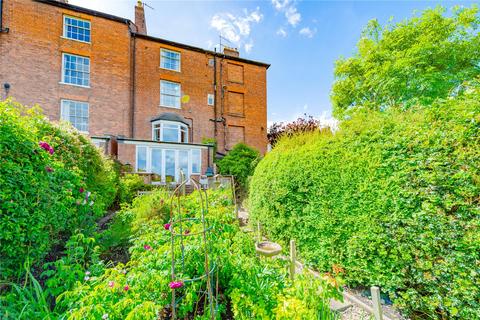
left=249, top=84, right=480, bottom=319
left=0, top=99, right=118, bottom=279
left=332, top=6, right=480, bottom=118
left=42, top=233, right=105, bottom=298
left=0, top=264, right=56, bottom=319
left=58, top=188, right=340, bottom=319
left=202, top=137, right=217, bottom=156
left=217, top=143, right=261, bottom=189
left=117, top=173, right=154, bottom=205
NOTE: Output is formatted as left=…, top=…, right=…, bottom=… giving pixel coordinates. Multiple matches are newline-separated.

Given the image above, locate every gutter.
left=0, top=0, right=10, bottom=33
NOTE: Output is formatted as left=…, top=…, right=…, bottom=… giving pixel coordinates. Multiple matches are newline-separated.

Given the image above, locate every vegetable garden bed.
left=5, top=186, right=342, bottom=319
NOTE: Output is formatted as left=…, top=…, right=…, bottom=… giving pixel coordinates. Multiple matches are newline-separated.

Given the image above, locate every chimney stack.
left=223, top=46, right=239, bottom=57
left=135, top=1, right=147, bottom=35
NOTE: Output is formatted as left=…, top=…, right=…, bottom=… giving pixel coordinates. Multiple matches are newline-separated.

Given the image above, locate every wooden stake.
left=371, top=286, right=383, bottom=320
left=257, top=222, right=261, bottom=243
left=290, top=240, right=296, bottom=281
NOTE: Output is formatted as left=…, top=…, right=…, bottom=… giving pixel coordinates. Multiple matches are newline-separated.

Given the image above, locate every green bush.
left=117, top=173, right=154, bottom=205
left=0, top=100, right=118, bottom=280
left=249, top=85, right=480, bottom=319
left=217, top=143, right=260, bottom=189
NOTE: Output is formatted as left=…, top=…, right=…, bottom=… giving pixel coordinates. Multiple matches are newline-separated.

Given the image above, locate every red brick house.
left=0, top=0, right=269, bottom=183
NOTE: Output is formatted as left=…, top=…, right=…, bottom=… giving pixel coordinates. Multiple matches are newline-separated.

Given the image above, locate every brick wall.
left=0, top=0, right=132, bottom=137
left=0, top=0, right=268, bottom=164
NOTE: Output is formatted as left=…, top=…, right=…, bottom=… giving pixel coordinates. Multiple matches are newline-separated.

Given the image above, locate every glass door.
left=165, top=149, right=176, bottom=183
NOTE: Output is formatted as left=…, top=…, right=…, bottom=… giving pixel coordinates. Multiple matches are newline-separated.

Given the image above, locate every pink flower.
left=124, top=285, right=129, bottom=291
left=38, top=141, right=54, bottom=155
left=169, top=281, right=184, bottom=289
left=163, top=223, right=171, bottom=230
left=144, top=245, right=152, bottom=250
left=45, top=166, right=53, bottom=172
left=108, top=281, right=115, bottom=288
left=79, top=187, right=84, bottom=193
left=85, top=271, right=91, bottom=275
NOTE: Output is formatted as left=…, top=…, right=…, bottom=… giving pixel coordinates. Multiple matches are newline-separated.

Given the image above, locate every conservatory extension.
left=92, top=113, right=214, bottom=184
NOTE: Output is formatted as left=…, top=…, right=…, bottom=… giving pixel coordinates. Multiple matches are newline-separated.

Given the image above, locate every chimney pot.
left=223, top=46, right=239, bottom=57
left=135, top=1, right=147, bottom=35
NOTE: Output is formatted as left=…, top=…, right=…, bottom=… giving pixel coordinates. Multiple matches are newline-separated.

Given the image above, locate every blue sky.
left=71, top=0, right=477, bottom=125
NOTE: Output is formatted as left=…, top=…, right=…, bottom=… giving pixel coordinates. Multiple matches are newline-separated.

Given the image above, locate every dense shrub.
left=217, top=143, right=260, bottom=189
left=249, top=86, right=480, bottom=319
left=268, top=114, right=329, bottom=147
left=117, top=173, right=154, bottom=205
left=0, top=100, right=118, bottom=279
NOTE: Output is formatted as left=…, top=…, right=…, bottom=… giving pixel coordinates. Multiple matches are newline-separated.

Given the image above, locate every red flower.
left=45, top=166, right=53, bottom=172
left=169, top=281, right=183, bottom=289
left=144, top=245, right=152, bottom=250
left=79, top=187, right=85, bottom=193
left=124, top=285, right=130, bottom=291
left=163, top=223, right=171, bottom=230
left=184, top=230, right=190, bottom=235
left=39, top=141, right=54, bottom=155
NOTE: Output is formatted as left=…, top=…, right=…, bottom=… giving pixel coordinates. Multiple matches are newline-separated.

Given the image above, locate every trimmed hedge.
left=249, top=87, right=480, bottom=319
left=0, top=100, right=118, bottom=279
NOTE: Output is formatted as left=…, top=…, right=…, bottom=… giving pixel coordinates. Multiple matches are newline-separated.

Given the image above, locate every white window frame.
left=207, top=94, right=215, bottom=106
left=152, top=120, right=188, bottom=143
left=160, top=48, right=181, bottom=72
left=61, top=53, right=91, bottom=88
left=135, top=146, right=202, bottom=182
left=60, top=99, right=89, bottom=133
left=160, top=80, right=181, bottom=108
left=63, top=15, right=91, bottom=43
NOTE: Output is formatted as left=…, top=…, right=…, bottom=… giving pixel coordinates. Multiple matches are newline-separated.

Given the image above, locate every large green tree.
left=331, top=6, right=480, bottom=118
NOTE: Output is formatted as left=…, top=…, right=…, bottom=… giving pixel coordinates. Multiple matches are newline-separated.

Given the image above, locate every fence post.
left=289, top=240, right=296, bottom=281
left=371, top=286, right=383, bottom=320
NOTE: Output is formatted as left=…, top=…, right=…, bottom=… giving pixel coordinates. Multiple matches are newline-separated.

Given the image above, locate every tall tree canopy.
left=331, top=6, right=480, bottom=118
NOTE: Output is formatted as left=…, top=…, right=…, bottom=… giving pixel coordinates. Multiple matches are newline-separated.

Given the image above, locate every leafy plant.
left=331, top=6, right=480, bottom=118
left=0, top=99, right=117, bottom=280
left=249, top=82, right=480, bottom=319
left=268, top=114, right=331, bottom=147
left=217, top=143, right=260, bottom=190
left=58, top=188, right=340, bottom=319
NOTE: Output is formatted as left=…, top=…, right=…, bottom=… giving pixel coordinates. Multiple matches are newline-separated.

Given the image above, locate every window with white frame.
left=135, top=146, right=203, bottom=181
left=62, top=53, right=90, bottom=87
left=152, top=120, right=188, bottom=143
left=191, top=149, right=201, bottom=174
left=160, top=80, right=181, bottom=108
left=60, top=99, right=89, bottom=132
left=207, top=94, right=215, bottom=106
left=63, top=16, right=91, bottom=43
left=160, top=49, right=181, bottom=71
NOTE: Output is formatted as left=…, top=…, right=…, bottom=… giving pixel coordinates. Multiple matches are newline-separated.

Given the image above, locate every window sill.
left=159, top=104, right=181, bottom=109
left=59, top=82, right=91, bottom=89
left=159, top=66, right=181, bottom=73
left=60, top=36, right=91, bottom=44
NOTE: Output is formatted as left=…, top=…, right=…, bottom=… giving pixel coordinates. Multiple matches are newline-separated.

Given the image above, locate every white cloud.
left=276, top=28, right=287, bottom=37
left=271, top=0, right=301, bottom=27
left=210, top=7, right=263, bottom=53
left=299, top=27, right=317, bottom=38
left=245, top=41, right=254, bottom=53
left=303, top=104, right=308, bottom=110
